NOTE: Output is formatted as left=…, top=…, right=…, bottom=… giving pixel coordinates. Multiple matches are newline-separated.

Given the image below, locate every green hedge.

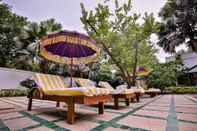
left=165, top=86, right=197, bottom=94
left=0, top=89, right=27, bottom=97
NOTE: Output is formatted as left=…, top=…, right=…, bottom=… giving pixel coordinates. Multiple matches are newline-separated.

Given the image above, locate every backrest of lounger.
left=75, top=78, right=96, bottom=87
left=98, top=81, right=114, bottom=91
left=33, top=73, right=68, bottom=91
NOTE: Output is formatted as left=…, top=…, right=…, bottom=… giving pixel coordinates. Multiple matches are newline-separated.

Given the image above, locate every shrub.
left=165, top=86, right=197, bottom=94
left=147, top=62, right=183, bottom=92
left=0, top=89, right=27, bottom=97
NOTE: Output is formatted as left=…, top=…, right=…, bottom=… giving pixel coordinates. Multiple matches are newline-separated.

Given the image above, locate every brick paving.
left=0, top=95, right=197, bottom=131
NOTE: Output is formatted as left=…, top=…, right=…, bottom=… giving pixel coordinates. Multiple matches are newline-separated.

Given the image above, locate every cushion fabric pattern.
left=33, top=73, right=67, bottom=91
left=146, top=88, right=161, bottom=93
left=32, top=73, right=109, bottom=96
left=98, top=81, right=114, bottom=91
left=99, top=82, right=135, bottom=95
left=75, top=78, right=96, bottom=87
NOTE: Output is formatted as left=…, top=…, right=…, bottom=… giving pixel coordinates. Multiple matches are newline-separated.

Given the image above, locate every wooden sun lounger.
left=97, top=81, right=137, bottom=109
left=133, top=91, right=143, bottom=102
left=27, top=88, right=112, bottom=124
left=145, top=90, right=160, bottom=97
left=24, top=73, right=112, bottom=124
left=112, top=93, right=136, bottom=109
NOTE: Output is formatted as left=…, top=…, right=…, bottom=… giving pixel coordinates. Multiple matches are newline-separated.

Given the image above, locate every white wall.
left=0, top=67, right=33, bottom=90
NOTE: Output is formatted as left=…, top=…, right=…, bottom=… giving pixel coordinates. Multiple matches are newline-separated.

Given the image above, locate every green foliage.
left=0, top=89, right=27, bottom=97
left=166, top=86, right=197, bottom=94
left=17, top=19, right=62, bottom=73
left=80, top=0, right=159, bottom=86
left=0, top=1, right=64, bottom=74
left=0, top=1, right=27, bottom=67
left=159, top=0, right=177, bottom=20
left=91, top=63, right=122, bottom=87
left=158, top=0, right=197, bottom=52
left=148, top=61, right=182, bottom=91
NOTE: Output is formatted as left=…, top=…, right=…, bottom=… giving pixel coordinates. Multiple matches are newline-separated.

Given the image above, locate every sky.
left=3, top=0, right=171, bottom=63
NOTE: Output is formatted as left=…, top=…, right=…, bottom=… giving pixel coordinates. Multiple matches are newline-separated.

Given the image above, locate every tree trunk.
left=132, top=42, right=138, bottom=86
left=40, top=60, right=49, bottom=73
left=86, top=21, right=132, bottom=87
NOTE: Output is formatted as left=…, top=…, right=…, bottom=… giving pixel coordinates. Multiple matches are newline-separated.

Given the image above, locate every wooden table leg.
left=56, top=101, right=60, bottom=107
left=136, top=94, right=140, bottom=102
left=130, top=98, right=134, bottom=103
left=114, top=96, right=119, bottom=109
left=150, top=93, right=156, bottom=97
left=27, top=97, right=32, bottom=111
left=67, top=97, right=75, bottom=124
left=98, top=102, right=104, bottom=114
left=125, top=98, right=130, bottom=106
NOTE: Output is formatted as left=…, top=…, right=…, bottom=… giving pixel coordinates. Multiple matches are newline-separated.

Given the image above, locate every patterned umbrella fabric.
left=39, top=30, right=100, bottom=87
left=136, top=67, right=150, bottom=76
left=40, top=30, right=100, bottom=65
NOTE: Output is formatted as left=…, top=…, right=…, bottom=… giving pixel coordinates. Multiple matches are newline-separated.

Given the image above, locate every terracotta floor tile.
left=4, top=117, right=39, bottom=130
left=104, top=127, right=129, bottom=131
left=178, top=122, right=197, bottom=131
left=55, top=120, right=99, bottom=131
left=134, top=109, right=168, bottom=119
left=142, top=105, right=169, bottom=112
left=176, top=107, right=197, bottom=114
left=0, top=112, right=23, bottom=120
left=29, top=126, right=54, bottom=131
left=118, top=115, right=166, bottom=131
left=177, top=113, right=197, bottom=122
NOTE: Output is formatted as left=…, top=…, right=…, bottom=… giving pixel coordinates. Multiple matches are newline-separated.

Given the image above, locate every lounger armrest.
left=27, top=87, right=45, bottom=99
left=20, top=79, right=37, bottom=89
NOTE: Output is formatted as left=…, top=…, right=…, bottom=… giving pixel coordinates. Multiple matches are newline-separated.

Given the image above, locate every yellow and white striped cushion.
left=130, top=86, right=145, bottom=93
left=32, top=73, right=110, bottom=96
left=80, top=87, right=110, bottom=96
left=45, top=87, right=110, bottom=96
left=75, top=78, right=95, bottom=87
left=33, top=73, right=68, bottom=92
left=98, top=81, right=114, bottom=91
left=146, top=88, right=161, bottom=92
left=44, top=87, right=92, bottom=96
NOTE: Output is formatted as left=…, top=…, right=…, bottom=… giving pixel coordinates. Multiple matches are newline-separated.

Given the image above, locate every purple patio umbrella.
left=39, top=30, right=100, bottom=87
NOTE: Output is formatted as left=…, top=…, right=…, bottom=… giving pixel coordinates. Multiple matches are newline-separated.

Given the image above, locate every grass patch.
left=0, top=89, right=27, bottom=97
left=165, top=86, right=197, bottom=94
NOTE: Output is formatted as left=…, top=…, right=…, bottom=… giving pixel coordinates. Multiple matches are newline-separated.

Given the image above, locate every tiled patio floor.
left=0, top=95, right=197, bottom=131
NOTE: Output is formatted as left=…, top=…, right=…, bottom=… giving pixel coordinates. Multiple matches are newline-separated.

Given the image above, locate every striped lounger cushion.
left=99, top=81, right=135, bottom=95
left=32, top=73, right=109, bottom=96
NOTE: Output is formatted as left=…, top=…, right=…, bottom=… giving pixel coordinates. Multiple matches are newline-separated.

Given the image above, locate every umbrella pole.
left=70, top=58, right=73, bottom=87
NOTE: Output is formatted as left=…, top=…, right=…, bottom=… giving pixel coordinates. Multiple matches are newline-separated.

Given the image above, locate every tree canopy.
left=158, top=0, right=197, bottom=52
left=0, top=1, right=63, bottom=74
left=0, top=1, right=27, bottom=67
left=80, top=0, right=159, bottom=86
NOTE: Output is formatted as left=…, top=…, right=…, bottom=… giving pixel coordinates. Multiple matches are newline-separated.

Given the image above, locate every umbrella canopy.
left=39, top=30, right=100, bottom=65
left=136, top=67, right=150, bottom=76
left=39, top=30, right=100, bottom=87
left=130, top=66, right=150, bottom=77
